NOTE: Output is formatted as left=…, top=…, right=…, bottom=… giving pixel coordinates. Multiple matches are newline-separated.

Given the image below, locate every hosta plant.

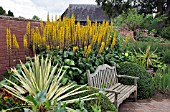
left=0, top=55, right=96, bottom=112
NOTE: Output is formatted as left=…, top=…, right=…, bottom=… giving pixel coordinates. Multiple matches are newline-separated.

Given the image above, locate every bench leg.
left=114, top=101, right=118, bottom=109
left=134, top=90, right=137, bottom=102
left=114, top=93, right=118, bottom=108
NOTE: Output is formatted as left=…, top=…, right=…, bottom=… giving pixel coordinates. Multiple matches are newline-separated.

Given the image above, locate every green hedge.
left=117, top=62, right=154, bottom=99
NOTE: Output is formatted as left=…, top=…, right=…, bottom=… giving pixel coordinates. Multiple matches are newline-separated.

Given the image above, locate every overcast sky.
left=0, top=0, right=96, bottom=20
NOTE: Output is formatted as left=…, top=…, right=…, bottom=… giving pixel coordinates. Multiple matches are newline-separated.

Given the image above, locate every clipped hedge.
left=117, top=62, right=154, bottom=99
left=66, top=86, right=117, bottom=112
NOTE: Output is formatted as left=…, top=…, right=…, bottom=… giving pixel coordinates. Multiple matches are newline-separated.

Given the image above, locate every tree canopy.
left=0, top=6, right=6, bottom=15
left=0, top=6, right=14, bottom=17
left=7, top=10, right=14, bottom=17
left=32, top=15, right=40, bottom=20
left=96, top=0, right=170, bottom=17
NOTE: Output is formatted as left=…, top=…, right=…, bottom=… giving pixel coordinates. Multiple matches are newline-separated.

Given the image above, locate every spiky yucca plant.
left=134, top=45, right=160, bottom=69
left=1, top=55, right=96, bottom=111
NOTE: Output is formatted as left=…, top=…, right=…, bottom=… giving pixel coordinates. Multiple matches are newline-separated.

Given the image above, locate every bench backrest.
left=87, top=64, right=118, bottom=89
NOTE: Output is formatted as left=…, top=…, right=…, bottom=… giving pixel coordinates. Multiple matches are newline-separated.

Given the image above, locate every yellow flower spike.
left=42, top=37, right=46, bottom=45
left=84, top=46, right=87, bottom=53
left=85, top=44, right=92, bottom=56
left=13, top=34, right=19, bottom=49
left=23, top=34, right=28, bottom=49
left=73, top=46, right=78, bottom=52
left=111, top=32, right=117, bottom=49
left=26, top=22, right=30, bottom=35
left=6, top=28, right=9, bottom=47
left=56, top=46, right=60, bottom=50
left=125, top=34, right=130, bottom=44
left=21, top=14, right=113, bottom=52
left=6, top=28, right=12, bottom=49
left=31, top=28, right=35, bottom=42
left=105, top=35, right=111, bottom=46
left=33, top=44, right=36, bottom=53
left=46, top=45, right=50, bottom=50
left=98, top=42, right=105, bottom=54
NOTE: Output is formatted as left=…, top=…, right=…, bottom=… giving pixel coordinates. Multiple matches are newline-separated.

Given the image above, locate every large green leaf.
left=64, top=59, right=75, bottom=66
left=35, top=90, right=46, bottom=104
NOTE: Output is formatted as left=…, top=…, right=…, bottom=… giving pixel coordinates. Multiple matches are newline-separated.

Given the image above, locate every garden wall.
left=0, top=16, right=41, bottom=79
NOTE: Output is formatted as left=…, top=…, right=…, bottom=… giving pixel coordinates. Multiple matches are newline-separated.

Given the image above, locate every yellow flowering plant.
left=22, top=15, right=115, bottom=56
left=6, top=28, right=20, bottom=66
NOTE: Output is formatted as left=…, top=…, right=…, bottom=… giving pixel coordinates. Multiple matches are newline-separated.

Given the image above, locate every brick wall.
left=0, top=16, right=41, bottom=79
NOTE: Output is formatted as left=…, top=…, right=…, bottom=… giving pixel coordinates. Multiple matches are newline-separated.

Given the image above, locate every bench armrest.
left=117, top=75, right=139, bottom=85
left=117, top=75, right=139, bottom=80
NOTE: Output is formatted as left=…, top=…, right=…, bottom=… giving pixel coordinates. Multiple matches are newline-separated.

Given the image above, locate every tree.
left=32, top=15, right=40, bottom=20
left=0, top=6, right=14, bottom=17
left=96, top=0, right=170, bottom=17
left=0, top=6, right=6, bottom=15
left=7, top=10, right=14, bottom=17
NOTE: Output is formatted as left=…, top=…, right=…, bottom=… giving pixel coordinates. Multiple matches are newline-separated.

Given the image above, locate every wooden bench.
left=87, top=64, right=139, bottom=108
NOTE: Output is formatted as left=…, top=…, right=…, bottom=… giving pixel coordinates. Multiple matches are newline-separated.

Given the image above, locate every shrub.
left=162, top=50, right=170, bottom=64
left=66, top=86, right=117, bottom=112
left=117, top=62, right=154, bottom=99
left=160, top=26, right=170, bottom=39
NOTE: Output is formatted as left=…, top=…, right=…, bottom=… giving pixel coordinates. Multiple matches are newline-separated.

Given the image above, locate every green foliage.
left=24, top=90, right=67, bottom=112
left=0, top=6, right=6, bottom=15
left=160, top=26, right=170, bottom=39
left=162, top=50, right=170, bottom=64
left=125, top=9, right=144, bottom=30
left=66, top=86, right=117, bottom=112
left=133, top=45, right=166, bottom=70
left=32, top=15, right=40, bottom=20
left=0, top=55, right=96, bottom=111
left=0, top=6, right=14, bottom=17
left=127, top=41, right=170, bottom=65
left=117, top=62, right=154, bottom=99
left=38, top=45, right=129, bottom=85
left=7, top=10, right=14, bottom=17
left=4, top=31, right=130, bottom=86
left=154, top=67, right=170, bottom=91
left=114, top=9, right=144, bottom=30
left=141, top=14, right=166, bottom=30
left=0, top=90, right=24, bottom=111
left=96, top=0, right=169, bottom=17
left=91, top=104, right=101, bottom=112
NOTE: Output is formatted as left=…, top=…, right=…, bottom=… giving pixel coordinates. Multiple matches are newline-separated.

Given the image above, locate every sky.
left=0, top=0, right=96, bottom=20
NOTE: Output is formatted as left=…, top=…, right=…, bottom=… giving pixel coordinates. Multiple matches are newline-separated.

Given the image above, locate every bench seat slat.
left=106, top=84, right=136, bottom=105
left=106, top=84, right=125, bottom=98
left=118, top=85, right=136, bottom=106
